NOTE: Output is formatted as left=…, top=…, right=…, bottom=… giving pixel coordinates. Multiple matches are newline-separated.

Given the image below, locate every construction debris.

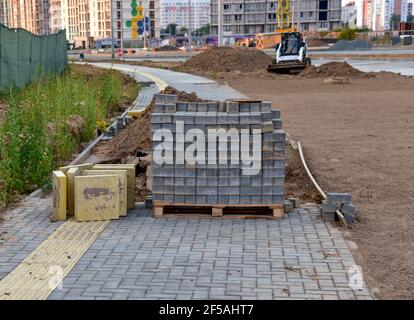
left=321, top=192, right=357, bottom=225
left=284, top=200, right=294, bottom=213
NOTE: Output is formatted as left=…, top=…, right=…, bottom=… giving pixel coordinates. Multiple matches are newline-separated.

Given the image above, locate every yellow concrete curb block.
left=127, top=110, right=144, bottom=118
left=66, top=167, right=81, bottom=217
left=0, top=219, right=109, bottom=300
left=92, top=164, right=136, bottom=209
left=83, top=170, right=128, bottom=217
left=59, top=163, right=93, bottom=175
left=74, top=175, right=120, bottom=222
left=52, top=171, right=67, bottom=221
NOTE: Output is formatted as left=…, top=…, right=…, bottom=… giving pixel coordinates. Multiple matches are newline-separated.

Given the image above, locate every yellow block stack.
left=51, top=163, right=135, bottom=222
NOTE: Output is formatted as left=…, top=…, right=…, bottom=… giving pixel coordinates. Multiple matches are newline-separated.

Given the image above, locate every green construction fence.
left=0, top=24, right=68, bottom=92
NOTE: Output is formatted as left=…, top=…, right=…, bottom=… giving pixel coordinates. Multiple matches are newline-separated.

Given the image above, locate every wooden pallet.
left=152, top=202, right=284, bottom=219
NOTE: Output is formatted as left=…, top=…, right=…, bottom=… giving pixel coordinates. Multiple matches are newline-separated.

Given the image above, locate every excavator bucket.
left=267, top=61, right=308, bottom=74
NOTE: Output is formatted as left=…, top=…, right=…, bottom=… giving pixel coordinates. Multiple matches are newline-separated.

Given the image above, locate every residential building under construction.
left=210, top=0, right=342, bottom=36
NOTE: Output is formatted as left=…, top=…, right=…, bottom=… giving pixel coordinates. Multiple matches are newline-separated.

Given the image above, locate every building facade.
left=115, top=0, right=161, bottom=46
left=6, top=0, right=51, bottom=34
left=341, top=1, right=358, bottom=27
left=160, top=0, right=210, bottom=30
left=369, top=0, right=394, bottom=31
left=399, top=0, right=409, bottom=21
left=0, top=0, right=11, bottom=26
left=210, top=0, right=341, bottom=36
left=49, top=0, right=160, bottom=48
left=50, top=0, right=64, bottom=33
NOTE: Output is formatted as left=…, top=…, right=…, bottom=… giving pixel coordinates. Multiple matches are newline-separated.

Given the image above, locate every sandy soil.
left=226, top=72, right=414, bottom=299
left=309, top=53, right=414, bottom=60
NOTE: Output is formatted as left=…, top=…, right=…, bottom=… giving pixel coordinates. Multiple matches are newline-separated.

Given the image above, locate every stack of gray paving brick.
left=321, top=192, right=357, bottom=224
left=150, top=94, right=285, bottom=206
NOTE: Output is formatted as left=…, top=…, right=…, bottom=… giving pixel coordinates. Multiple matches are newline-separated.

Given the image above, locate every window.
left=300, top=12, right=303, bottom=18
left=319, top=0, right=328, bottom=10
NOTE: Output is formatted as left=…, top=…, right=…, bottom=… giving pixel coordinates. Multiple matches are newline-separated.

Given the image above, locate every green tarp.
left=0, top=24, right=67, bottom=92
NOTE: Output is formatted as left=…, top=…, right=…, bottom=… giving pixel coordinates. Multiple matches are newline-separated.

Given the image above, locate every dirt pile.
left=183, top=46, right=272, bottom=73
left=92, top=86, right=203, bottom=161
left=328, top=39, right=373, bottom=51
left=299, top=61, right=374, bottom=79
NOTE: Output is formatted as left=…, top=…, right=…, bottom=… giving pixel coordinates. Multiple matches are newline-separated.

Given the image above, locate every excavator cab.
left=267, top=32, right=311, bottom=73
left=278, top=32, right=303, bottom=55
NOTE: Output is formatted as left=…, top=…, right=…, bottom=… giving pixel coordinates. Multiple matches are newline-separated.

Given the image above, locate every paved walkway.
left=0, top=64, right=373, bottom=300
left=1, top=197, right=372, bottom=300
left=89, top=62, right=247, bottom=101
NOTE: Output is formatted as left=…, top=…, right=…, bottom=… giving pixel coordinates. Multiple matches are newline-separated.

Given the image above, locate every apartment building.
left=0, top=0, right=11, bottom=26
left=6, top=0, right=51, bottom=34
left=341, top=1, right=358, bottom=27
left=50, top=0, right=64, bottom=32
left=368, top=0, right=394, bottom=31
left=210, top=0, right=341, bottom=36
left=160, top=0, right=210, bottom=30
left=58, top=0, right=160, bottom=47
left=114, top=0, right=161, bottom=46
left=399, top=0, right=409, bottom=22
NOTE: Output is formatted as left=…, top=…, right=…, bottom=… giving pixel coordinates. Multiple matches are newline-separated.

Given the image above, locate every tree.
left=338, top=27, right=357, bottom=41
left=179, top=26, right=188, bottom=35
left=194, top=24, right=210, bottom=36
left=166, top=23, right=178, bottom=36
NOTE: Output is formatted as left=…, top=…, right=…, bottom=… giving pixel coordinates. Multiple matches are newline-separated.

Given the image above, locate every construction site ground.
left=224, top=70, right=414, bottom=300
left=91, top=52, right=414, bottom=299
left=0, top=63, right=375, bottom=300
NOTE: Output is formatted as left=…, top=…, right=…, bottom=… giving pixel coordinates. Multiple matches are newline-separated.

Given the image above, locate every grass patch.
left=0, top=64, right=139, bottom=210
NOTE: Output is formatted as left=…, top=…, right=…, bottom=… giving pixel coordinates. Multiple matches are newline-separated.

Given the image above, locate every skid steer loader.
left=267, top=32, right=311, bottom=73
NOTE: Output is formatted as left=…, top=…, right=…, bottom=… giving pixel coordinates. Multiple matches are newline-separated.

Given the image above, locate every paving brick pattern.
left=91, top=63, right=247, bottom=101
left=0, top=197, right=63, bottom=280
left=131, top=83, right=159, bottom=112
left=0, top=65, right=373, bottom=300
left=151, top=97, right=286, bottom=206
left=45, top=205, right=372, bottom=300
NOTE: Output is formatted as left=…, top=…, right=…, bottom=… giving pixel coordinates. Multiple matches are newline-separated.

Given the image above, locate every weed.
left=0, top=65, right=139, bottom=208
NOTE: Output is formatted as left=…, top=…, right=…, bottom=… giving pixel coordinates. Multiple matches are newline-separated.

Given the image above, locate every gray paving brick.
left=0, top=173, right=372, bottom=302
